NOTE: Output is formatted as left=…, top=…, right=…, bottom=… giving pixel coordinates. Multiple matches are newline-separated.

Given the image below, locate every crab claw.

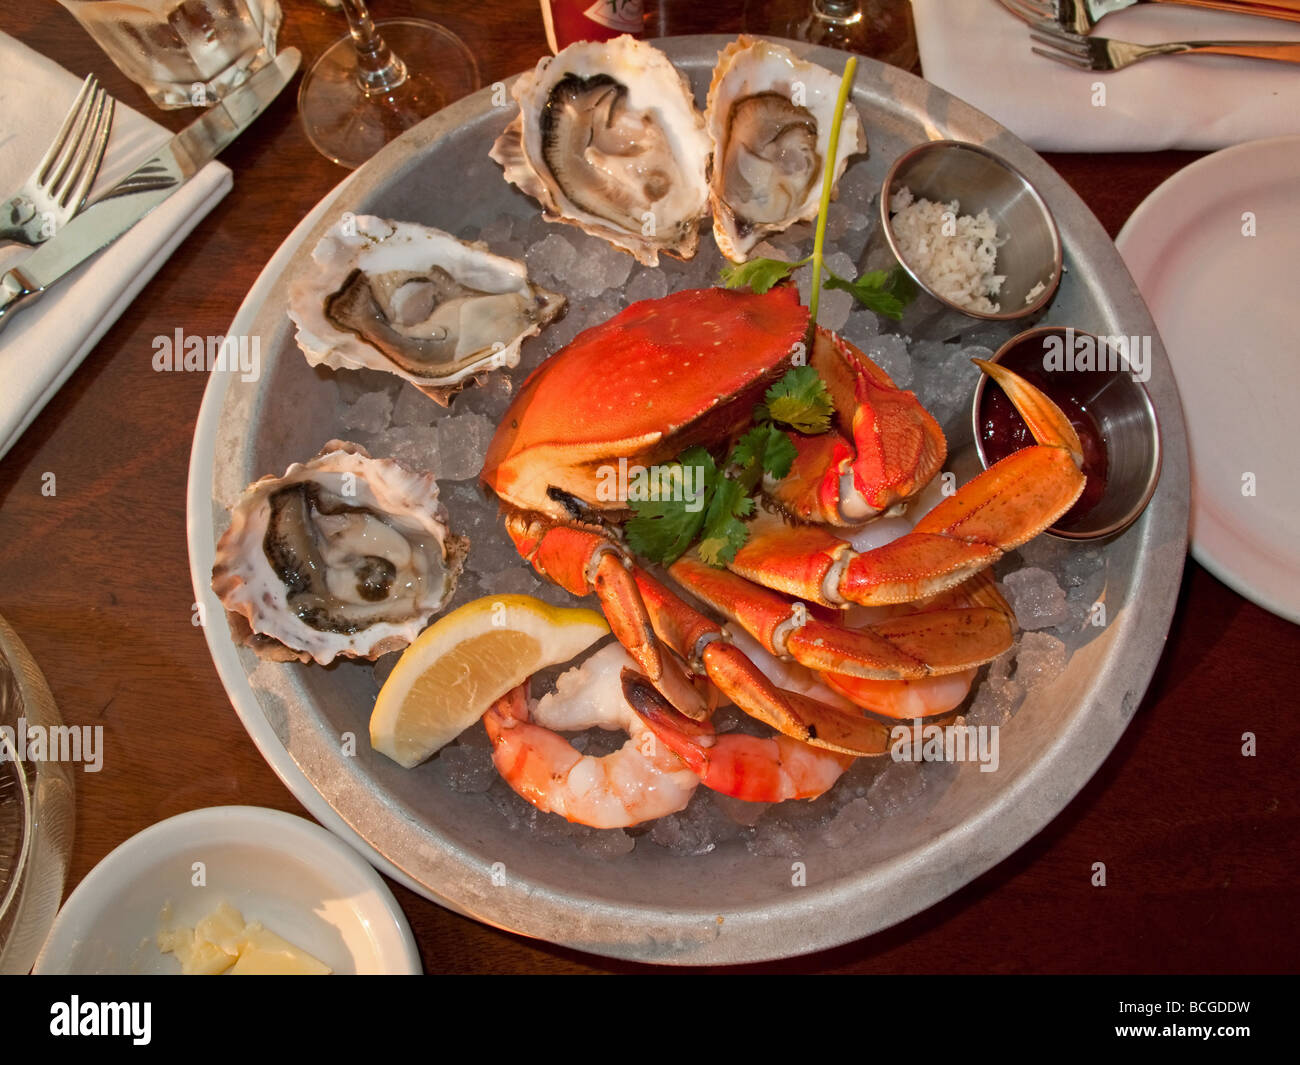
left=973, top=358, right=1083, bottom=466
left=729, top=361, right=1087, bottom=609
left=763, top=328, right=946, bottom=526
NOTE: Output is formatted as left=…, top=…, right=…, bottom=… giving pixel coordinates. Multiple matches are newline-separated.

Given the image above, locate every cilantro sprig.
left=758, top=366, right=833, bottom=435
left=824, top=265, right=916, bottom=321
left=719, top=255, right=808, bottom=295
left=624, top=372, right=829, bottom=568
left=722, top=257, right=916, bottom=322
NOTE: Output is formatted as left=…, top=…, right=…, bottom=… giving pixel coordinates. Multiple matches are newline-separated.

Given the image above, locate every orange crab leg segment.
left=818, top=572, right=1015, bottom=717
left=629, top=565, right=901, bottom=755
left=700, top=641, right=894, bottom=756
left=504, top=514, right=663, bottom=683
left=669, top=554, right=1011, bottom=680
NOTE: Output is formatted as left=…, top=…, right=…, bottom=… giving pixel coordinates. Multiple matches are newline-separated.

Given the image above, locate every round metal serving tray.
left=187, top=36, right=1190, bottom=965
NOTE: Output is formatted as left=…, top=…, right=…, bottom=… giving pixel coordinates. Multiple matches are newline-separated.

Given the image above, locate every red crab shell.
left=480, top=285, right=809, bottom=521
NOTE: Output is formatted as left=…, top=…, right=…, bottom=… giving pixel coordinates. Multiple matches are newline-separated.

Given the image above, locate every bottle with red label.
left=539, top=0, right=645, bottom=53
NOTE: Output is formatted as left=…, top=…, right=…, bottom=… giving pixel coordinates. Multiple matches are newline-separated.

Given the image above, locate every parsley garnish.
left=824, top=265, right=916, bottom=321
left=625, top=371, right=831, bottom=567
left=759, top=367, right=833, bottom=435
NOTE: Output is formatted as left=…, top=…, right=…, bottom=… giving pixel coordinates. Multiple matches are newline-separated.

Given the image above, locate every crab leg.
left=668, top=556, right=1014, bottom=680
left=630, top=566, right=896, bottom=756
left=504, top=514, right=662, bottom=677
left=764, top=328, right=946, bottom=526
left=733, top=362, right=1086, bottom=608
left=504, top=514, right=707, bottom=717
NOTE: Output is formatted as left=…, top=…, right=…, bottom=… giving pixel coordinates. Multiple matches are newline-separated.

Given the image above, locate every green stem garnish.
left=809, top=55, right=857, bottom=325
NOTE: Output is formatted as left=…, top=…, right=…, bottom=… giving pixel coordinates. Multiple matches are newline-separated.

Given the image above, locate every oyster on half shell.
left=706, top=37, right=867, bottom=262
left=212, top=441, right=467, bottom=666
left=288, top=216, right=565, bottom=405
left=490, top=35, right=712, bottom=266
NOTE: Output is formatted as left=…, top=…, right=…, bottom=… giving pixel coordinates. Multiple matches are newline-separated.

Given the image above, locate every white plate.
left=1117, top=136, right=1300, bottom=625
left=32, top=806, right=421, bottom=974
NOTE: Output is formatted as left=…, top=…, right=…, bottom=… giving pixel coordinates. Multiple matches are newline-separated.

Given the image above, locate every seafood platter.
left=187, top=36, right=1188, bottom=964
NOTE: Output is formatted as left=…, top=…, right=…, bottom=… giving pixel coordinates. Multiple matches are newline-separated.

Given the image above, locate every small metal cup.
left=861, top=140, right=1062, bottom=340
left=972, top=326, right=1162, bottom=540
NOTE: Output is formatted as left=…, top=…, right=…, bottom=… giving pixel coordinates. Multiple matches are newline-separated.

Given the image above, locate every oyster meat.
left=212, top=441, right=467, bottom=665
left=288, top=215, right=565, bottom=405
left=706, top=37, right=867, bottom=262
left=490, top=35, right=712, bottom=266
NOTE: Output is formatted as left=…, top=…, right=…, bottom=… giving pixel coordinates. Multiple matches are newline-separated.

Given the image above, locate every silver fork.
left=0, top=75, right=115, bottom=246
left=1001, top=0, right=1300, bottom=35
left=1029, top=20, right=1300, bottom=67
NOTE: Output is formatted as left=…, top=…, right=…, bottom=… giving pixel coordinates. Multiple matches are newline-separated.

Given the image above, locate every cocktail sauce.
left=978, top=365, right=1108, bottom=529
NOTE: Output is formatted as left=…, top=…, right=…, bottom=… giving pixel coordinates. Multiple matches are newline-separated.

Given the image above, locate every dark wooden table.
left=3, top=1, right=1296, bottom=975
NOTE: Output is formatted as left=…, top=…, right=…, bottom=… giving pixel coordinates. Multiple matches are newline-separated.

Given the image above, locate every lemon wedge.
left=370, top=594, right=609, bottom=768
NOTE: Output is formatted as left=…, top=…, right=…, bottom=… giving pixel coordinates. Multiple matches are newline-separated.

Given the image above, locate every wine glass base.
left=742, top=0, right=919, bottom=72
left=299, top=18, right=481, bottom=170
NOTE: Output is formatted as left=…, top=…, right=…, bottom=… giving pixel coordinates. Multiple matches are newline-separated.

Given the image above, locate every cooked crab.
left=480, top=286, right=1086, bottom=756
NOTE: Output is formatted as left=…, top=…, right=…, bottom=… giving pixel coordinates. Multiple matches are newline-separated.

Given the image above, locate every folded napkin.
left=0, top=32, right=232, bottom=460
left=913, top=0, right=1300, bottom=151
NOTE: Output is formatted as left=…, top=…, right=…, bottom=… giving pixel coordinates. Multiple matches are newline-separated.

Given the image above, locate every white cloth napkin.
left=0, top=32, right=232, bottom=460
left=913, top=0, right=1300, bottom=151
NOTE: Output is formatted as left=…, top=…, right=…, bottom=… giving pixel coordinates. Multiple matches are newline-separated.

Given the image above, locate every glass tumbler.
left=0, top=614, right=75, bottom=974
left=57, top=0, right=282, bottom=109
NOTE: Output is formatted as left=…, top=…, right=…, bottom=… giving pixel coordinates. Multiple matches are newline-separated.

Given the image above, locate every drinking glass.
left=744, top=0, right=918, bottom=71
left=0, top=615, right=74, bottom=975
left=57, top=0, right=282, bottom=109
left=298, top=1, right=480, bottom=170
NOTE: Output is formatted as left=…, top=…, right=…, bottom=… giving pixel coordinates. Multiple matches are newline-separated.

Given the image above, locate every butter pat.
left=158, top=901, right=331, bottom=975
left=226, top=923, right=332, bottom=975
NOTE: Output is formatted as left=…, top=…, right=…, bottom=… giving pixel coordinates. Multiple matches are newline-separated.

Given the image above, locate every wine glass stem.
left=341, top=0, right=408, bottom=93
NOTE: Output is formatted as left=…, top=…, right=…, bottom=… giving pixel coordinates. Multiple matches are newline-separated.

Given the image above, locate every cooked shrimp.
left=622, top=670, right=854, bottom=803
left=483, top=644, right=700, bottom=829
left=821, top=668, right=978, bottom=719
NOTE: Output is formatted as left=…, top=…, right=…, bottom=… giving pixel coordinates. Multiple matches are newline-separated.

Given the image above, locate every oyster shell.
left=706, top=37, right=867, bottom=262
left=211, top=441, right=467, bottom=665
left=490, top=35, right=712, bottom=266
left=288, top=215, right=565, bottom=405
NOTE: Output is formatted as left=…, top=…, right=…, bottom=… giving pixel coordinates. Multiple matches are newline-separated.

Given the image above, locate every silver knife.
left=0, top=47, right=300, bottom=331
